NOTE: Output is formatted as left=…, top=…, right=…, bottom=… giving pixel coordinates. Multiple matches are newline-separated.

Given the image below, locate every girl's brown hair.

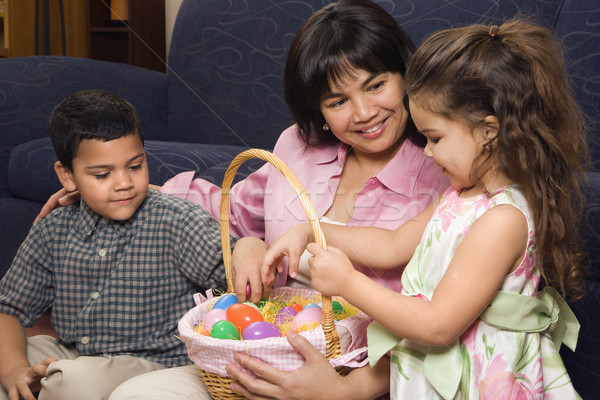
left=405, top=19, right=590, bottom=301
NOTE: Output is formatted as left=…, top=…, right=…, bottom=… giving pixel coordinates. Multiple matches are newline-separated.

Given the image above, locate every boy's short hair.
left=48, top=89, right=143, bottom=170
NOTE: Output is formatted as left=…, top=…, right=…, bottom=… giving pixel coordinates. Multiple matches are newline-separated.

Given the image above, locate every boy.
left=0, top=90, right=233, bottom=400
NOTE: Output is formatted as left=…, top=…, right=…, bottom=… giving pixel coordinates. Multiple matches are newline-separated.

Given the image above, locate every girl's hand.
left=226, top=331, right=347, bottom=400
left=34, top=188, right=80, bottom=223
left=306, top=243, right=355, bottom=297
left=261, top=223, right=313, bottom=285
left=232, top=237, right=271, bottom=303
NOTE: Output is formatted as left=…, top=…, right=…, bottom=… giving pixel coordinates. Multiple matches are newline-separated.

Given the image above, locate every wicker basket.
left=181, top=149, right=368, bottom=399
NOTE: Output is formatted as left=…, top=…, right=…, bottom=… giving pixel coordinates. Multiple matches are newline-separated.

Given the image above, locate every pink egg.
left=291, top=307, right=322, bottom=331
left=202, top=308, right=227, bottom=331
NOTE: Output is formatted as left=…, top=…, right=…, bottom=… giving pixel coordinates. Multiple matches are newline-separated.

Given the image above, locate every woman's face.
left=320, top=68, right=408, bottom=159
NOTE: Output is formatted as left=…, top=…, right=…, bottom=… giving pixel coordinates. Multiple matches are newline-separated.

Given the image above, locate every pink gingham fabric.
left=178, top=287, right=371, bottom=376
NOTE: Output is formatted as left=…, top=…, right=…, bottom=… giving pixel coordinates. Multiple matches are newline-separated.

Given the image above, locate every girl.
left=262, top=19, right=589, bottom=399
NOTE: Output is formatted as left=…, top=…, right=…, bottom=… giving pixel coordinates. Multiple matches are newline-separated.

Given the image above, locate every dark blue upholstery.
left=0, top=0, right=598, bottom=396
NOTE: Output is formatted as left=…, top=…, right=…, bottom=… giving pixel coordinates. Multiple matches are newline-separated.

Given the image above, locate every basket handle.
left=220, top=149, right=341, bottom=360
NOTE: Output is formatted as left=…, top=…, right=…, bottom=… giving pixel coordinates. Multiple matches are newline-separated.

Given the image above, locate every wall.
left=165, top=0, right=183, bottom=61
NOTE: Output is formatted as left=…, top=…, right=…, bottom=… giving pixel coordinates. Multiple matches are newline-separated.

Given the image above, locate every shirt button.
left=98, top=248, right=107, bottom=257
left=81, top=336, right=90, bottom=345
left=91, top=291, right=100, bottom=299
left=368, top=178, right=377, bottom=185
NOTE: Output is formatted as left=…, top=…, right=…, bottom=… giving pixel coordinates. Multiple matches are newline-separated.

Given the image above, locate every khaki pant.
left=0, top=335, right=165, bottom=400
left=108, top=364, right=212, bottom=400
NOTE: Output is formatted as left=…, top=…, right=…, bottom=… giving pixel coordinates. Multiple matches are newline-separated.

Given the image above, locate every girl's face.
left=58, top=134, right=149, bottom=221
left=319, top=68, right=408, bottom=160
left=409, top=101, right=489, bottom=191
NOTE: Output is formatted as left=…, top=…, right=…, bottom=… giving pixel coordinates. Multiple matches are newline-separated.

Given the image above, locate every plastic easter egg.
left=290, top=303, right=303, bottom=313
left=226, top=303, right=264, bottom=334
left=212, top=294, right=237, bottom=311
left=202, top=308, right=227, bottom=331
left=303, top=302, right=321, bottom=310
left=291, top=307, right=322, bottom=331
left=242, top=321, right=282, bottom=340
left=332, top=300, right=344, bottom=317
left=274, top=306, right=297, bottom=326
left=243, top=301, right=260, bottom=311
left=210, top=320, right=240, bottom=340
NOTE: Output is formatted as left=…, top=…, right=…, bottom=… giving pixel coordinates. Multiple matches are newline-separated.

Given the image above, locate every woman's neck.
left=348, top=136, right=405, bottom=173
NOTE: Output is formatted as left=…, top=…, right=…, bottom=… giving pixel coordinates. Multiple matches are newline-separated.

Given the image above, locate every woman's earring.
left=322, top=123, right=330, bottom=131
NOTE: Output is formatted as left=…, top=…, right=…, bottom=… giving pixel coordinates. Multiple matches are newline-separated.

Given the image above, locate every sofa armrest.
left=0, top=56, right=168, bottom=197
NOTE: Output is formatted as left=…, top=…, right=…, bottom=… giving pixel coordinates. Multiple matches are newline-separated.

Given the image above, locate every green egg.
left=210, top=320, right=240, bottom=340
left=332, top=300, right=344, bottom=317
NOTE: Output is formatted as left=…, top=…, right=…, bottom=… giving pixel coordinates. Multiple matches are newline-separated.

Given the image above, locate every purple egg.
left=274, top=306, right=297, bottom=325
left=242, top=321, right=282, bottom=340
left=202, top=308, right=227, bottom=330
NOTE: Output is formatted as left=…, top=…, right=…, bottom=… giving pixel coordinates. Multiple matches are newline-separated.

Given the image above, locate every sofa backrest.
left=167, top=0, right=599, bottom=169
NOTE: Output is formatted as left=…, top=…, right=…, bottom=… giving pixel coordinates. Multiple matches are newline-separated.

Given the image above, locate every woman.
left=42, top=1, right=448, bottom=398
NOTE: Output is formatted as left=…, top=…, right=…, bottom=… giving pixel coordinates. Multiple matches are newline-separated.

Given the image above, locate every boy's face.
left=56, top=134, right=149, bottom=221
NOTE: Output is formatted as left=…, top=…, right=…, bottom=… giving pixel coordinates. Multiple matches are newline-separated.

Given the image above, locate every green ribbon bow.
left=367, top=287, right=580, bottom=400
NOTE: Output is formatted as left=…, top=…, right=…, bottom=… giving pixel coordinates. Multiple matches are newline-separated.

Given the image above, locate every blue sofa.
left=0, top=0, right=598, bottom=396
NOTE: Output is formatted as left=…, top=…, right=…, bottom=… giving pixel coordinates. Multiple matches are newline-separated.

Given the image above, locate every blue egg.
left=212, top=294, right=237, bottom=311
left=303, top=302, right=321, bottom=310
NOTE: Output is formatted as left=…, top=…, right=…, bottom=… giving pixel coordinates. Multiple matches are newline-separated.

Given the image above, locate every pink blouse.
left=161, top=125, right=449, bottom=291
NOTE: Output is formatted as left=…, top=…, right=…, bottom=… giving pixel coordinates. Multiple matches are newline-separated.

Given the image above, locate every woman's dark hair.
left=49, top=89, right=142, bottom=170
left=284, top=0, right=422, bottom=147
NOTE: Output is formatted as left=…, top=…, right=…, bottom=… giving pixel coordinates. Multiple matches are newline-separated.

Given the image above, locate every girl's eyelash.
left=95, top=173, right=109, bottom=179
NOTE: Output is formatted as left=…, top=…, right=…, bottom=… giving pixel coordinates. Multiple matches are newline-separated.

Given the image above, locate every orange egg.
left=226, top=303, right=264, bottom=334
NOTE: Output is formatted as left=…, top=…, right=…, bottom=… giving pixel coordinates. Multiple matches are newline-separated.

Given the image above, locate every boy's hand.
left=232, top=237, right=271, bottom=303
left=5, top=357, right=57, bottom=400
left=261, top=223, right=313, bottom=285
left=306, top=243, right=354, bottom=297
left=34, top=188, right=80, bottom=223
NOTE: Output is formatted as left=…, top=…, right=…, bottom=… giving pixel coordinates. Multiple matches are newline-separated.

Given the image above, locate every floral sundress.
left=370, top=186, right=580, bottom=399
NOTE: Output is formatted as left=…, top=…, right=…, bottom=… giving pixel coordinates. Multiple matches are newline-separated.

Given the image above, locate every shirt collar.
left=75, top=195, right=147, bottom=238
left=376, top=140, right=427, bottom=197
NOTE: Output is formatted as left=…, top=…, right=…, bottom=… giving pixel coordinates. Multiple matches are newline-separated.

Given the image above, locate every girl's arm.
left=262, top=199, right=437, bottom=283
left=309, top=204, right=528, bottom=346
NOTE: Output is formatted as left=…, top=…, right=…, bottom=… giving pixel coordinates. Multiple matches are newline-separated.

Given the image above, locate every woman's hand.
left=232, top=237, right=271, bottom=303
left=261, top=223, right=313, bottom=285
left=226, top=330, right=391, bottom=400
left=34, top=188, right=80, bottom=223
left=307, top=243, right=356, bottom=297
left=226, top=331, right=347, bottom=400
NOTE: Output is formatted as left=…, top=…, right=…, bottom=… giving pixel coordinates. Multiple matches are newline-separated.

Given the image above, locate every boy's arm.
left=0, top=313, right=36, bottom=400
left=232, top=237, right=270, bottom=303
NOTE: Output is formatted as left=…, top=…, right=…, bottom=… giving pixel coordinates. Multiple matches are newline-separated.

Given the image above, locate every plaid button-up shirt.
left=0, top=189, right=233, bottom=367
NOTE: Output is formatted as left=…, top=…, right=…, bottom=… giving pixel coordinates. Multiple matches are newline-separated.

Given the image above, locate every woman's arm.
left=227, top=330, right=390, bottom=400
left=309, top=205, right=528, bottom=346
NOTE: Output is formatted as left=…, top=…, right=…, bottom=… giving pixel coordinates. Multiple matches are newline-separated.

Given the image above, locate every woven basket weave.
left=185, top=149, right=361, bottom=399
